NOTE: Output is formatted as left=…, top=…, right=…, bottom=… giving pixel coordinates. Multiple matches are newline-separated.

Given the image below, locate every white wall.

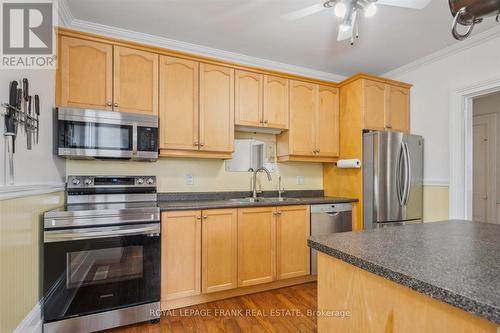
left=0, top=69, right=65, bottom=188
left=385, top=28, right=500, bottom=187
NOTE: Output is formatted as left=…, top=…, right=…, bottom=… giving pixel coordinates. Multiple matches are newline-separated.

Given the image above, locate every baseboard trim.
left=13, top=301, right=42, bottom=333
left=0, top=183, right=65, bottom=201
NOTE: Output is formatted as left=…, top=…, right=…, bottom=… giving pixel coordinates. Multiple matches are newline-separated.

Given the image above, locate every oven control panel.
left=67, top=176, right=156, bottom=189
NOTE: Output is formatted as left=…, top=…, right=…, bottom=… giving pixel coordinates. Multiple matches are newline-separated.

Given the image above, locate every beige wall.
left=423, top=186, right=449, bottom=222
left=67, top=132, right=324, bottom=193
left=0, top=192, right=64, bottom=333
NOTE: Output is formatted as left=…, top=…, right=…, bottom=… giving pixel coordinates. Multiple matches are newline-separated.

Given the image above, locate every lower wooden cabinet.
left=161, top=205, right=311, bottom=303
left=276, top=205, right=311, bottom=280
left=161, top=210, right=201, bottom=301
left=202, top=209, right=238, bottom=293
left=237, top=206, right=276, bottom=287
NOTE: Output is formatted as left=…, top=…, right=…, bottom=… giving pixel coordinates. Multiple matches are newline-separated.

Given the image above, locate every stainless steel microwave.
left=57, top=108, right=158, bottom=161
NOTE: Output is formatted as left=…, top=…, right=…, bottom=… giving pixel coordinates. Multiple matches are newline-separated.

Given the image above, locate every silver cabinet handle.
left=114, top=102, right=118, bottom=107
left=44, top=223, right=160, bottom=242
left=203, top=215, right=208, bottom=219
left=106, top=101, right=112, bottom=107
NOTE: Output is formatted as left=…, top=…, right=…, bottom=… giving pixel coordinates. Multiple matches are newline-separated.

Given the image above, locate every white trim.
left=57, top=0, right=73, bottom=28
left=0, top=183, right=65, bottom=201
left=423, top=179, right=449, bottom=187
left=67, top=19, right=345, bottom=83
left=449, top=77, right=500, bottom=220
left=13, top=301, right=42, bottom=333
left=384, top=25, right=500, bottom=79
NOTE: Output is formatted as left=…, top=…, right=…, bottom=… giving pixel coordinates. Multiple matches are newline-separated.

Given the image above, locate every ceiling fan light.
left=339, top=22, right=351, bottom=31
left=364, top=3, right=377, bottom=17
left=334, top=2, right=347, bottom=18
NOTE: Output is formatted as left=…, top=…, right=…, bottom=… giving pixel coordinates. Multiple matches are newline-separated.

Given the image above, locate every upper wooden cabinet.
left=161, top=210, right=201, bottom=301
left=235, top=70, right=263, bottom=127
left=159, top=56, right=199, bottom=151
left=362, top=79, right=410, bottom=133
left=58, top=36, right=113, bottom=110
left=237, top=207, right=276, bottom=287
left=276, top=205, right=311, bottom=280
left=277, top=81, right=339, bottom=162
left=199, top=63, right=235, bottom=153
left=201, top=209, right=238, bottom=294
left=235, top=71, right=289, bottom=130
left=58, top=37, right=158, bottom=115
left=113, top=46, right=158, bottom=115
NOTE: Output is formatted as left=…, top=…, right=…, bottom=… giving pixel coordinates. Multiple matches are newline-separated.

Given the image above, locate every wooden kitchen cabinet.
left=235, top=70, right=263, bottom=127
left=276, top=205, right=311, bottom=280
left=264, top=75, right=289, bottom=129
left=199, top=63, right=235, bottom=153
left=317, top=86, right=340, bottom=157
left=159, top=56, right=199, bottom=151
left=362, top=79, right=410, bottom=133
left=161, top=210, right=201, bottom=301
left=237, top=207, right=276, bottom=287
left=277, top=80, right=339, bottom=162
left=202, top=209, right=238, bottom=293
left=113, top=46, right=158, bottom=115
left=58, top=36, right=113, bottom=110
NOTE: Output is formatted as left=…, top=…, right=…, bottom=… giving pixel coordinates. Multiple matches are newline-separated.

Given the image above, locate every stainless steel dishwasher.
left=310, top=203, right=352, bottom=274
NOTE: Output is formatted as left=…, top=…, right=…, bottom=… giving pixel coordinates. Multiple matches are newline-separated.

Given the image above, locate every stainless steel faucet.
left=249, top=167, right=272, bottom=198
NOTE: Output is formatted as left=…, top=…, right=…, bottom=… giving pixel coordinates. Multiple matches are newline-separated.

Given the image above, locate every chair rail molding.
left=449, top=76, right=500, bottom=220
left=0, top=183, right=65, bottom=201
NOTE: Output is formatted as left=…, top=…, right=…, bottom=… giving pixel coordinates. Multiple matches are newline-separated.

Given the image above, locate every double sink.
left=228, top=197, right=301, bottom=203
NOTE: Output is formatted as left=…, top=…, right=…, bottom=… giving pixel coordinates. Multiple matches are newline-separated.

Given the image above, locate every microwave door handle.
left=132, top=123, right=138, bottom=155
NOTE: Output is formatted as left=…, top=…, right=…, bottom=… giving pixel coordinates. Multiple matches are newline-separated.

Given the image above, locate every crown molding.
left=57, top=0, right=73, bottom=28
left=67, top=19, right=345, bottom=82
left=384, top=25, right=500, bottom=79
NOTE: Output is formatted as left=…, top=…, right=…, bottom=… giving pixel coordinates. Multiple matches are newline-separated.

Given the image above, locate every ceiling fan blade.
left=281, top=4, right=326, bottom=21
left=376, top=0, right=432, bottom=9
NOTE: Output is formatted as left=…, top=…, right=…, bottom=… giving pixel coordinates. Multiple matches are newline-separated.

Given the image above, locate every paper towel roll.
left=336, top=159, right=361, bottom=169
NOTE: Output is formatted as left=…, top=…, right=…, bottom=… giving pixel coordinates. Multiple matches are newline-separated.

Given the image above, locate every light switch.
left=186, top=174, right=194, bottom=185
left=296, top=176, right=304, bottom=185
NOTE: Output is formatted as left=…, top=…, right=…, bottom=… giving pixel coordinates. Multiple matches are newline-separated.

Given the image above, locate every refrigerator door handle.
left=396, top=143, right=404, bottom=206
left=403, top=142, right=412, bottom=205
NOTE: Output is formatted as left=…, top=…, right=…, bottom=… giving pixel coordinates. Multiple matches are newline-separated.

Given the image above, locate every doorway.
left=472, top=93, right=500, bottom=223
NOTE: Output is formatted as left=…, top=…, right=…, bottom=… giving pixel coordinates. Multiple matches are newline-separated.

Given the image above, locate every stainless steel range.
left=43, top=176, right=160, bottom=333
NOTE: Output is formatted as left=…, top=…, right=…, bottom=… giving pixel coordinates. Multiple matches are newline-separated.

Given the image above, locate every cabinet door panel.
left=317, top=86, right=339, bottom=157
left=235, top=70, right=263, bottom=127
left=113, top=46, right=158, bottom=115
left=289, top=80, right=317, bottom=156
left=59, top=37, right=113, bottom=109
left=159, top=56, right=199, bottom=150
left=202, top=209, right=238, bottom=293
left=237, top=207, right=276, bottom=287
left=277, top=205, right=310, bottom=280
left=363, top=80, right=386, bottom=131
left=199, top=64, right=234, bottom=152
left=161, top=211, right=201, bottom=301
left=264, top=76, right=289, bottom=129
left=387, top=86, right=410, bottom=133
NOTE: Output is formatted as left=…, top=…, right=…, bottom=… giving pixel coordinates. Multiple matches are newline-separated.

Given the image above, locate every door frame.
left=449, top=77, right=500, bottom=220
left=472, top=113, right=497, bottom=223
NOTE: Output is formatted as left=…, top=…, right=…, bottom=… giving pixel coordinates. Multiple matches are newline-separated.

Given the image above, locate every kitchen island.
left=308, top=220, right=500, bottom=333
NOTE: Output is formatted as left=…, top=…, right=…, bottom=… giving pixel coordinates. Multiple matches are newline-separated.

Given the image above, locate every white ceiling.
left=65, top=0, right=499, bottom=77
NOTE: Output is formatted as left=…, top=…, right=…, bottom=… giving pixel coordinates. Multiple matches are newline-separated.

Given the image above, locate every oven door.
left=43, top=223, right=160, bottom=323
left=58, top=119, right=134, bottom=159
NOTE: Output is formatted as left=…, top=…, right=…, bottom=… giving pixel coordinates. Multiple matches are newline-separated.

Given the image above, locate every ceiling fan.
left=282, top=0, right=432, bottom=45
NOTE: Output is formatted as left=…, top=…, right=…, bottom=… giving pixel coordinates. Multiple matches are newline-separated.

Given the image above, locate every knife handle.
left=34, top=95, right=40, bottom=115
left=22, top=78, right=28, bottom=100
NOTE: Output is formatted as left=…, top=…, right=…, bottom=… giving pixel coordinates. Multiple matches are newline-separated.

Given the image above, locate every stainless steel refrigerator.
left=363, top=131, right=423, bottom=229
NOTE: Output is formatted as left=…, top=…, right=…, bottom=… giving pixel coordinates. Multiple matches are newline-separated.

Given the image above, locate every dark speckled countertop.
left=308, top=220, right=500, bottom=325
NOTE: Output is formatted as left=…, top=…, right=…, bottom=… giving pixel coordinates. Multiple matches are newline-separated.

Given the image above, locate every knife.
left=34, top=95, right=40, bottom=144
left=5, top=81, right=18, bottom=184
left=22, top=78, right=29, bottom=138
left=27, top=96, right=32, bottom=150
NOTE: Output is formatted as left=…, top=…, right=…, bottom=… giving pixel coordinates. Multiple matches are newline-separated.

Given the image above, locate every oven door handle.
left=44, top=223, right=160, bottom=243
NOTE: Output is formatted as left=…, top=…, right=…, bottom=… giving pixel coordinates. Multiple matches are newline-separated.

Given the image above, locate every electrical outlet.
left=186, top=174, right=194, bottom=185
left=296, top=176, right=304, bottom=185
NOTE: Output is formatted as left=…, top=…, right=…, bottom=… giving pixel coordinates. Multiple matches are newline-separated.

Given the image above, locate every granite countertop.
left=308, top=220, right=500, bottom=324
left=158, top=195, right=357, bottom=211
